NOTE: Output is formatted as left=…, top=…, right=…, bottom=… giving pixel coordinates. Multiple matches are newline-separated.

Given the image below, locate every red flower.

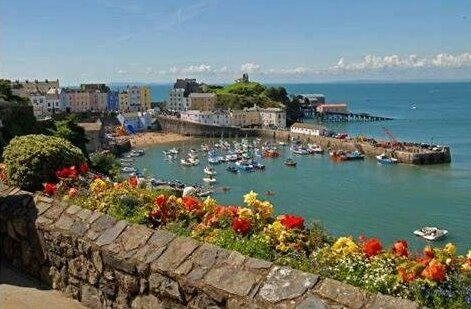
left=154, top=194, right=167, bottom=207
left=422, top=259, right=446, bottom=282
left=392, top=240, right=409, bottom=257
left=43, top=183, right=56, bottom=196
left=55, top=166, right=78, bottom=179
left=182, top=196, right=200, bottom=212
left=68, top=187, right=78, bottom=198
left=79, top=163, right=89, bottom=174
left=280, top=214, right=305, bottom=229
left=216, top=206, right=239, bottom=218
left=359, top=235, right=366, bottom=242
left=362, top=238, right=383, bottom=257
left=128, top=176, right=138, bottom=187
left=231, top=217, right=251, bottom=235
left=424, top=246, right=435, bottom=259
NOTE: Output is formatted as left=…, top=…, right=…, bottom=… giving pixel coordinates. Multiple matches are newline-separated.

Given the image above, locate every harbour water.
left=135, top=82, right=471, bottom=251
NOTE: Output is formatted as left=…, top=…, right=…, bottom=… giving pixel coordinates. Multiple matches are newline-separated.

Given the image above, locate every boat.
left=346, top=151, right=365, bottom=160
left=226, top=166, right=238, bottom=173
left=235, top=160, right=254, bottom=172
left=284, top=158, right=297, bottom=167
left=129, top=149, right=144, bottom=157
left=197, top=189, right=213, bottom=197
left=262, top=149, right=280, bottom=158
left=203, top=176, right=217, bottom=184
left=208, top=156, right=221, bottom=164
left=201, top=144, right=210, bottom=152
left=188, top=157, right=200, bottom=166
left=121, top=166, right=136, bottom=173
left=169, top=147, right=179, bottom=155
left=330, top=150, right=364, bottom=161
left=414, top=227, right=448, bottom=241
left=204, top=166, right=217, bottom=176
left=120, top=158, right=134, bottom=163
left=307, top=143, right=324, bottom=154
left=290, top=146, right=309, bottom=155
left=376, top=153, right=398, bottom=164
left=180, top=159, right=193, bottom=166
left=250, top=160, right=265, bottom=170
left=278, top=141, right=288, bottom=146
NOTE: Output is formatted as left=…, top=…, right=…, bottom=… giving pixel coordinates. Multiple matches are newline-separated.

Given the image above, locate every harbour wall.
left=0, top=185, right=420, bottom=309
left=156, top=116, right=451, bottom=165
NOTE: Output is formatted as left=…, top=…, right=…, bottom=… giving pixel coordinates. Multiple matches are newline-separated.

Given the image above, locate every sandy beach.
left=124, top=132, right=193, bottom=147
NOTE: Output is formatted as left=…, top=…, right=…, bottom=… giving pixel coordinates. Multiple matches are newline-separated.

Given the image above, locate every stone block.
left=95, top=220, right=128, bottom=247
left=81, top=284, right=102, bottom=308
left=225, top=250, right=246, bottom=267
left=257, top=266, right=319, bottom=303
left=55, top=213, right=75, bottom=231
left=102, top=249, right=136, bottom=274
left=65, top=204, right=82, bottom=215
left=366, top=293, right=419, bottom=309
left=151, top=237, right=200, bottom=275
left=70, top=220, right=89, bottom=236
left=35, top=201, right=54, bottom=215
left=76, top=208, right=93, bottom=221
left=119, top=224, right=153, bottom=251
left=131, top=295, right=164, bottom=309
left=149, top=272, right=183, bottom=302
left=90, top=213, right=115, bottom=231
left=296, top=295, right=330, bottom=309
left=314, top=278, right=367, bottom=309
left=204, top=265, right=261, bottom=297
left=42, top=202, right=66, bottom=221
left=147, top=230, right=176, bottom=248
left=176, top=243, right=228, bottom=279
left=116, top=271, right=139, bottom=295
left=188, top=293, right=222, bottom=309
left=244, top=257, right=273, bottom=271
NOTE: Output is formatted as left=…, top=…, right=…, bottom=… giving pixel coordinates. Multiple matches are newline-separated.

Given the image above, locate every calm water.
left=134, top=82, right=471, bottom=252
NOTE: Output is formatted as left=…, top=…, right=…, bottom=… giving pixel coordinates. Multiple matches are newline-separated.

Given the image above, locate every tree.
left=263, top=87, right=290, bottom=104
left=285, top=96, right=302, bottom=127
left=50, top=115, right=89, bottom=158
left=90, top=152, right=120, bottom=179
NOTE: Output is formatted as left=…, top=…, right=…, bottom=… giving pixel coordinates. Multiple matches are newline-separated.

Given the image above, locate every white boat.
left=376, top=153, right=398, bottom=164
left=307, top=143, right=324, bottom=154
left=180, top=159, right=193, bottom=166
left=169, top=147, right=179, bottom=155
left=413, top=227, right=448, bottom=241
left=188, top=158, right=200, bottom=166
left=203, top=176, right=217, bottom=184
left=208, top=156, right=221, bottom=164
left=204, top=166, right=217, bottom=176
left=121, top=166, right=136, bottom=173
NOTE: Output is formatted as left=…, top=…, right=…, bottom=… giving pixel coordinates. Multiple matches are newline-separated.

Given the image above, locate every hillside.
left=206, top=82, right=284, bottom=110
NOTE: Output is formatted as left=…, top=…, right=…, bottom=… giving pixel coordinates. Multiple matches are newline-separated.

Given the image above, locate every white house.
left=260, top=107, right=286, bottom=129
left=29, top=92, right=47, bottom=119
left=167, top=88, right=188, bottom=111
left=117, top=112, right=153, bottom=133
left=290, top=123, right=326, bottom=136
left=180, top=110, right=231, bottom=127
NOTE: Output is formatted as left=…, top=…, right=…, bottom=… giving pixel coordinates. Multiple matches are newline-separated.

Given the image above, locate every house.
left=45, top=87, right=65, bottom=114
left=107, top=90, right=119, bottom=111
left=10, top=79, right=60, bottom=98
left=180, top=110, right=231, bottom=127
left=188, top=93, right=217, bottom=111
left=78, top=120, right=104, bottom=153
left=260, top=107, right=286, bottom=129
left=290, top=123, right=327, bottom=136
left=116, top=112, right=153, bottom=133
left=229, top=106, right=261, bottom=128
left=29, top=92, right=47, bottom=118
left=167, top=88, right=188, bottom=111
left=299, top=94, right=325, bottom=106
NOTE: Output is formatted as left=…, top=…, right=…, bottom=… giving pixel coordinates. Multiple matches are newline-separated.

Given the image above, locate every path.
left=0, top=261, right=86, bottom=309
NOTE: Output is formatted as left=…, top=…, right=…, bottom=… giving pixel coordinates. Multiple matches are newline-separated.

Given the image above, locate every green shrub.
left=2, top=134, right=86, bottom=191
left=90, top=152, right=121, bottom=179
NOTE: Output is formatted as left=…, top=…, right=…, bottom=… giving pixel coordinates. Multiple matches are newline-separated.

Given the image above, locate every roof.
left=300, top=94, right=325, bottom=97
left=261, top=107, right=284, bottom=112
left=291, top=122, right=326, bottom=130
left=78, top=121, right=102, bottom=132
left=189, top=92, right=216, bottom=98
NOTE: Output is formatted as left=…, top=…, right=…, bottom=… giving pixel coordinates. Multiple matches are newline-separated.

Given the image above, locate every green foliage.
left=2, top=134, right=86, bottom=191
left=91, top=152, right=121, bottom=179
left=274, top=252, right=316, bottom=273
left=0, top=79, right=29, bottom=104
left=49, top=115, right=89, bottom=158
left=307, top=220, right=335, bottom=248
left=216, top=82, right=266, bottom=96
left=107, top=194, right=149, bottom=224
left=263, top=87, right=289, bottom=104
left=210, top=229, right=275, bottom=261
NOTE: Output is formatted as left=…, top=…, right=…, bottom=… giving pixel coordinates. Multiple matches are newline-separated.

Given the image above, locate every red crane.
left=382, top=127, right=402, bottom=150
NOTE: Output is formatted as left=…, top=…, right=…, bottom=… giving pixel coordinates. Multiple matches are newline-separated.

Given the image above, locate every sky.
left=1, top=0, right=470, bottom=85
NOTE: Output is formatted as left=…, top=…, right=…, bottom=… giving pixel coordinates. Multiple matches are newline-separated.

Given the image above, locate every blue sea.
left=134, top=82, right=471, bottom=252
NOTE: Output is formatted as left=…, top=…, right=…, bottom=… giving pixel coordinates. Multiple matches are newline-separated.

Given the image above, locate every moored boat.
left=376, top=153, right=398, bottom=164
left=284, top=158, right=297, bottom=166
left=204, top=166, right=217, bottom=175
left=203, top=176, right=217, bottom=184
left=226, top=166, right=238, bottom=173
left=121, top=166, right=136, bottom=173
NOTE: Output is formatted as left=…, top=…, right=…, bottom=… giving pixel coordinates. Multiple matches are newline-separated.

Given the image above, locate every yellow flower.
left=243, top=191, right=258, bottom=207
left=237, top=207, right=253, bottom=219
left=203, top=196, right=217, bottom=211
left=444, top=243, right=456, bottom=256
left=90, top=178, right=108, bottom=194
left=332, top=237, right=359, bottom=256
left=276, top=242, right=289, bottom=253
left=462, top=262, right=471, bottom=272
left=252, top=200, right=273, bottom=219
left=467, top=250, right=471, bottom=259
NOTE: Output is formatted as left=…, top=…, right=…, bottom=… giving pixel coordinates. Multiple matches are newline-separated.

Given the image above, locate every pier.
left=301, top=108, right=393, bottom=122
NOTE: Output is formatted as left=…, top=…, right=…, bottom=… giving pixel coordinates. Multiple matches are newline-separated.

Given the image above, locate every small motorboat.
left=250, top=161, right=265, bottom=170
left=188, top=157, right=200, bottom=166
left=203, top=176, right=217, bottom=184
left=346, top=151, right=365, bottom=160
left=290, top=146, right=309, bottom=155
left=129, top=150, right=144, bottom=157
left=208, top=156, right=221, bottom=164
left=264, top=191, right=276, bottom=196
left=307, top=144, right=324, bottom=154
left=120, top=158, right=134, bottom=163
left=226, top=166, right=238, bottom=173
left=204, top=166, right=217, bottom=175
left=180, top=159, right=193, bottom=166
left=284, top=158, right=297, bottom=167
left=197, top=189, right=213, bottom=197
left=169, top=147, right=179, bottom=155
left=414, top=227, right=448, bottom=241
left=121, top=166, right=136, bottom=173
left=236, top=160, right=254, bottom=172
left=278, top=141, right=288, bottom=146
left=376, top=153, right=398, bottom=164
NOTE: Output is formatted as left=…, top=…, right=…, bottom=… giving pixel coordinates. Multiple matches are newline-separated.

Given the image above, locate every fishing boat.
left=204, top=166, right=217, bottom=175
left=250, top=160, right=265, bottom=170
left=284, top=158, right=297, bottom=167
left=414, top=227, right=448, bottom=241
left=203, top=176, right=217, bottom=184
left=121, top=166, right=136, bottom=173
left=226, top=166, right=238, bottom=173
left=262, top=149, right=280, bottom=158
left=376, top=153, right=398, bottom=164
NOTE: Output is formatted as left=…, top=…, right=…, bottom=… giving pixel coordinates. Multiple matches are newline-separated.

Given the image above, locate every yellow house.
left=119, top=91, right=129, bottom=112
left=230, top=108, right=261, bottom=127
left=188, top=93, right=216, bottom=111
left=139, top=87, right=151, bottom=111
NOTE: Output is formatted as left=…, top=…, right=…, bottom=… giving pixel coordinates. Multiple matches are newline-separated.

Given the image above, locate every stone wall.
left=156, top=116, right=242, bottom=138
left=0, top=185, right=420, bottom=309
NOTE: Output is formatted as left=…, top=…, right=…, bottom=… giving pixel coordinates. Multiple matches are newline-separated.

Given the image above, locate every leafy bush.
left=2, top=134, right=86, bottom=191
left=90, top=152, right=121, bottom=179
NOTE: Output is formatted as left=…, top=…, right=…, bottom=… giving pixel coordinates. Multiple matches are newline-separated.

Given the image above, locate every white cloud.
left=181, top=64, right=212, bottom=74
left=241, top=63, right=261, bottom=73
left=331, top=52, right=471, bottom=72
left=117, top=69, right=127, bottom=74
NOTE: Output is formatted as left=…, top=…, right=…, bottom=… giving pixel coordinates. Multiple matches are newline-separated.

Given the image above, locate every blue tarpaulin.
left=126, top=124, right=136, bottom=134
